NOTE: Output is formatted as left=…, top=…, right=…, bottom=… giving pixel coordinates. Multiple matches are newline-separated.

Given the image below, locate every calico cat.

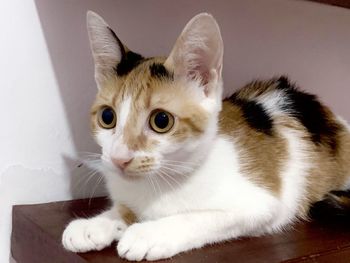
left=62, top=11, right=350, bottom=261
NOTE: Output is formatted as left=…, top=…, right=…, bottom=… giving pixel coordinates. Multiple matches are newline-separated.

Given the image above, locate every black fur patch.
left=107, top=27, right=145, bottom=76
left=229, top=95, right=273, bottom=135
left=309, top=190, right=350, bottom=220
left=149, top=63, right=173, bottom=80
left=276, top=76, right=340, bottom=152
left=116, top=51, right=144, bottom=76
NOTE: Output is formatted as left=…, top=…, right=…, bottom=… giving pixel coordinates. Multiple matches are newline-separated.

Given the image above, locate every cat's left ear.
left=164, top=13, right=223, bottom=96
left=86, top=11, right=141, bottom=88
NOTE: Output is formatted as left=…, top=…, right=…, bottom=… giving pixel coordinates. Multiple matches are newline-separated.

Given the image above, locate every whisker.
left=72, top=169, right=99, bottom=196
left=153, top=171, right=173, bottom=209
left=83, top=170, right=100, bottom=188
left=161, top=162, right=195, bottom=172
left=153, top=174, right=163, bottom=196
left=83, top=158, right=103, bottom=171
left=162, top=159, right=198, bottom=165
left=159, top=169, right=183, bottom=188
left=89, top=174, right=104, bottom=206
left=82, top=153, right=102, bottom=156
left=156, top=170, right=176, bottom=192
left=70, top=155, right=104, bottom=197
left=161, top=166, right=190, bottom=178
left=146, top=174, right=157, bottom=196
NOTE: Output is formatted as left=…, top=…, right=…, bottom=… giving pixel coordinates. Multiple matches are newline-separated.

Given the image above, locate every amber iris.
left=149, top=110, right=174, bottom=133
left=98, top=107, right=116, bottom=129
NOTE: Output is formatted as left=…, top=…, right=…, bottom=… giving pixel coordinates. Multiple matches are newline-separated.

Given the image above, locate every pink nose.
left=111, top=157, right=134, bottom=170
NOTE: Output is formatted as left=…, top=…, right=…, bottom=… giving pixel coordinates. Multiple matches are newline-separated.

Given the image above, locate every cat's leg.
left=117, top=206, right=278, bottom=261
left=62, top=204, right=127, bottom=252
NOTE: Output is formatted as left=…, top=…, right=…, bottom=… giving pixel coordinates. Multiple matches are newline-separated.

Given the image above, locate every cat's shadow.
left=62, top=155, right=107, bottom=200
left=34, top=1, right=105, bottom=199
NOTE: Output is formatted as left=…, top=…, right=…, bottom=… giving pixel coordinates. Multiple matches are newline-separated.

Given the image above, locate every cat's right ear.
left=86, top=11, right=125, bottom=88
left=164, top=13, right=223, bottom=97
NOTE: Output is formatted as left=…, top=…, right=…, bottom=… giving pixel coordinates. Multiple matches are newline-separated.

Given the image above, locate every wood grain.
left=11, top=197, right=350, bottom=263
left=308, top=0, right=350, bottom=9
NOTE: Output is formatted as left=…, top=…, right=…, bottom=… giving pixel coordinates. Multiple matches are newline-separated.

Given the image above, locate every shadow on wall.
left=34, top=0, right=106, bottom=198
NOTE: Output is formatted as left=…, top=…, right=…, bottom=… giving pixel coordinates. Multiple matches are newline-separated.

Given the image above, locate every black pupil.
left=102, top=108, right=114, bottom=125
left=154, top=112, right=169, bottom=129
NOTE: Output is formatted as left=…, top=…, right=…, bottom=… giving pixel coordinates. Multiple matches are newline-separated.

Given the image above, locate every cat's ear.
left=86, top=11, right=126, bottom=87
left=164, top=13, right=223, bottom=95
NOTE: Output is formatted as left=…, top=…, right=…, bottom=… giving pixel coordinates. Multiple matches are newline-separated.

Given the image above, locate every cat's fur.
left=62, top=12, right=350, bottom=261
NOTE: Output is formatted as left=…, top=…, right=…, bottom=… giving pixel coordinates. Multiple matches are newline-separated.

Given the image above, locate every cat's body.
left=62, top=12, right=350, bottom=261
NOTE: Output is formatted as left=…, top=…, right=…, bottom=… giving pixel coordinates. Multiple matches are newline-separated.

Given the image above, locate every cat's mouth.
left=112, top=162, right=161, bottom=181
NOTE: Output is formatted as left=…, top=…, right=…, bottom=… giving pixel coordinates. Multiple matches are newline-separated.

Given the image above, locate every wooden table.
left=11, top=197, right=350, bottom=263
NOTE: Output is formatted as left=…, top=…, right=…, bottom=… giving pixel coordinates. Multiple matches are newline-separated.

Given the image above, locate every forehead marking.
left=149, top=63, right=173, bottom=80
left=119, top=96, right=132, bottom=128
left=116, top=51, right=144, bottom=76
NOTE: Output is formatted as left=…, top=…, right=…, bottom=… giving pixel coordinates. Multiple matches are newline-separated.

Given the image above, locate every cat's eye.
left=98, top=107, right=116, bottom=129
left=149, top=110, right=174, bottom=133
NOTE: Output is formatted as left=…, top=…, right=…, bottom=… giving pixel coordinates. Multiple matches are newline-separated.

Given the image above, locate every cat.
left=62, top=11, right=350, bottom=261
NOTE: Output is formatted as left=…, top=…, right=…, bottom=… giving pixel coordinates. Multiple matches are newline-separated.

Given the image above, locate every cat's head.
left=87, top=11, right=223, bottom=180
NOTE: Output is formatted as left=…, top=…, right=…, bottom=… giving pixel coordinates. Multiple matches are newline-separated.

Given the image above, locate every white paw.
left=117, top=222, right=184, bottom=261
left=62, top=217, right=127, bottom=253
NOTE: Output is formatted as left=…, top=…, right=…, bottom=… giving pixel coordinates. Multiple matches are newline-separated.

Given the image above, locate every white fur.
left=337, top=115, right=350, bottom=131
left=62, top=206, right=127, bottom=252
left=257, top=90, right=288, bottom=116
left=269, top=127, right=312, bottom=230
left=96, top=97, right=134, bottom=166
left=118, top=96, right=132, bottom=129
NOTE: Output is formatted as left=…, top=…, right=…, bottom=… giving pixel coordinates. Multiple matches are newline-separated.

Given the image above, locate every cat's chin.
left=113, top=169, right=151, bottom=182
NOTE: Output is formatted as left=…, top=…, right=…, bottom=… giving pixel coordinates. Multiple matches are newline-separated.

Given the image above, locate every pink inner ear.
left=165, top=14, right=223, bottom=94
left=188, top=66, right=210, bottom=85
left=186, top=49, right=211, bottom=86
left=188, top=65, right=211, bottom=97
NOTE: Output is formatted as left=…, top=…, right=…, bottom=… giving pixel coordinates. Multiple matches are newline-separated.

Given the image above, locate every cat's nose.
left=111, top=157, right=134, bottom=170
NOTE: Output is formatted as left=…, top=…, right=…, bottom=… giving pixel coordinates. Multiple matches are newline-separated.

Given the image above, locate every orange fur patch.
left=219, top=101, right=286, bottom=195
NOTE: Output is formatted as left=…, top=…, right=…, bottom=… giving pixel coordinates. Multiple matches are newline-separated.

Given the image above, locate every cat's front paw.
left=62, top=217, right=127, bottom=253
left=117, top=222, right=184, bottom=261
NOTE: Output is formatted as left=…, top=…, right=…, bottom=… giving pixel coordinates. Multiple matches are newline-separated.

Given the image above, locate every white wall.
left=0, top=0, right=103, bottom=262
left=0, top=0, right=72, bottom=262
left=1, top=0, right=350, bottom=262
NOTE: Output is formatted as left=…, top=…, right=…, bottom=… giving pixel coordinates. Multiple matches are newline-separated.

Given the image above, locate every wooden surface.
left=309, top=0, right=350, bottom=9
left=11, top=197, right=350, bottom=263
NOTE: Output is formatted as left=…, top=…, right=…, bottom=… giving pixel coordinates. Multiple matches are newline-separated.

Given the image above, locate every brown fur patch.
left=118, top=204, right=137, bottom=225
left=231, top=79, right=278, bottom=101
left=219, top=101, right=287, bottom=195
left=221, top=78, right=350, bottom=215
